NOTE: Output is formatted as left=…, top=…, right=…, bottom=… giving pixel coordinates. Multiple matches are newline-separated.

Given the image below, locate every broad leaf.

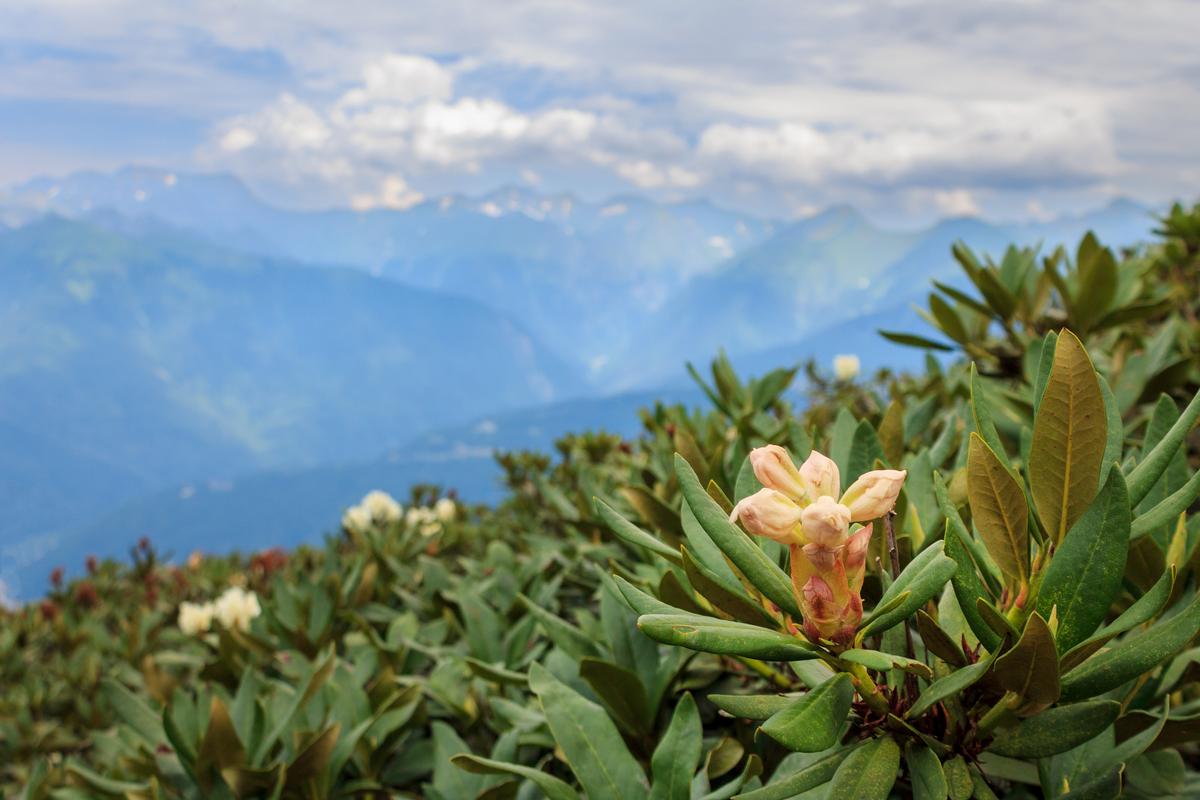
left=826, top=737, right=900, bottom=800
left=1060, top=592, right=1200, bottom=702
left=906, top=742, right=948, bottom=800
left=993, top=613, right=1059, bottom=715
left=1035, top=469, right=1130, bottom=653
left=987, top=700, right=1120, bottom=758
left=967, top=433, right=1029, bottom=584
left=859, top=541, right=956, bottom=637
left=636, top=614, right=818, bottom=661
left=760, top=674, right=853, bottom=752
left=1029, top=330, right=1106, bottom=545
left=650, top=693, right=702, bottom=800
left=528, top=663, right=649, bottom=797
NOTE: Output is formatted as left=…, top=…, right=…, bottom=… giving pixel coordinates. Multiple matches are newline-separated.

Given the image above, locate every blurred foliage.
left=2, top=202, right=1200, bottom=799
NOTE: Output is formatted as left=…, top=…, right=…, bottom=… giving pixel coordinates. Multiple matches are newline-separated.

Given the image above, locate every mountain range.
left=0, top=166, right=1163, bottom=599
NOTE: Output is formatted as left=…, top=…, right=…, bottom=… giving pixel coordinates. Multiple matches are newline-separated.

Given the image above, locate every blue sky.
left=1, top=0, right=1197, bottom=223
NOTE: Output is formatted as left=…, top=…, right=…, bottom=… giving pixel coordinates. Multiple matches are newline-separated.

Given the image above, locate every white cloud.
left=933, top=189, right=981, bottom=218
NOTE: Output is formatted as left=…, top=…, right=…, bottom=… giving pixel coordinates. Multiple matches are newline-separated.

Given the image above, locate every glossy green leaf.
left=826, top=736, right=900, bottom=800
left=452, top=755, right=579, bottom=800
left=907, top=654, right=993, bottom=719
left=1060, top=591, right=1200, bottom=702
left=859, top=541, right=956, bottom=637
left=595, top=497, right=682, bottom=564
left=1130, top=468, right=1200, bottom=540
left=579, top=658, right=650, bottom=737
left=528, top=662, right=649, bottom=797
left=650, top=693, right=701, bottom=800
left=943, top=525, right=1002, bottom=651
left=967, top=433, right=1028, bottom=584
left=906, top=742, right=948, bottom=800
left=760, top=674, right=853, bottom=752
left=682, top=546, right=778, bottom=627
left=708, top=693, right=796, bottom=720
left=676, top=454, right=803, bottom=619
left=987, top=700, right=1120, bottom=757
left=1126, top=390, right=1200, bottom=507
left=1029, top=330, right=1106, bottom=545
left=993, top=613, right=1059, bottom=715
left=636, top=614, right=818, bottom=661
left=1035, top=469, right=1130, bottom=653
left=840, top=648, right=933, bottom=679
left=733, top=748, right=849, bottom=800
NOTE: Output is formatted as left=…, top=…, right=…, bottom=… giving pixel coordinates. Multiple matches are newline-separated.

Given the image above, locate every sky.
left=0, top=0, right=1198, bottom=223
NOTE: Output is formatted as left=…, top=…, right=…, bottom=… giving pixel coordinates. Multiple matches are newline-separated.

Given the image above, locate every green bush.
left=3, top=204, right=1200, bottom=799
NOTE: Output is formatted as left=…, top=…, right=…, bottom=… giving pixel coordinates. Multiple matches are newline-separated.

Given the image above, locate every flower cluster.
left=406, top=498, right=457, bottom=536
left=731, top=446, right=905, bottom=644
left=342, top=490, right=404, bottom=533
left=177, top=586, right=262, bottom=636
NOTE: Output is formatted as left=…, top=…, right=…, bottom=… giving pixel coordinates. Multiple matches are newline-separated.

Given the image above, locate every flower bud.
left=841, top=469, right=907, bottom=521
left=730, top=489, right=803, bottom=544
left=799, top=450, right=840, bottom=500
left=800, top=495, right=851, bottom=547
left=748, top=445, right=809, bottom=502
left=843, top=524, right=873, bottom=593
left=833, top=354, right=860, bottom=381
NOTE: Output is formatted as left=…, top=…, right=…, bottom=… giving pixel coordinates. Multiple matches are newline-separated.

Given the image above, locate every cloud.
left=3, top=1, right=1200, bottom=219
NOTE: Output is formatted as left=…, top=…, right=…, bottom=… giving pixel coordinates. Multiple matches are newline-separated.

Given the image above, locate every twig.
left=885, top=511, right=918, bottom=697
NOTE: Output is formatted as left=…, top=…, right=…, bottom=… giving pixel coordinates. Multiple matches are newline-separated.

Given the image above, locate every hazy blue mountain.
left=6, top=386, right=706, bottom=598
left=0, top=217, right=582, bottom=593
left=8, top=167, right=778, bottom=373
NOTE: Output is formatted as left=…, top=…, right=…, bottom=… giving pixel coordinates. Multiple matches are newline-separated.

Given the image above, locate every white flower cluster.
left=178, top=586, right=262, bottom=636
left=406, top=498, right=457, bottom=536
left=342, top=490, right=403, bottom=533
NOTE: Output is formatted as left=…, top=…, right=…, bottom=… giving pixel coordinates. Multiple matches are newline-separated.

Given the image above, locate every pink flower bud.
left=730, top=488, right=803, bottom=544
left=748, top=445, right=811, bottom=502
left=799, top=450, right=840, bottom=500
left=843, top=524, right=873, bottom=593
left=800, top=495, right=851, bottom=547
left=840, top=469, right=907, bottom=522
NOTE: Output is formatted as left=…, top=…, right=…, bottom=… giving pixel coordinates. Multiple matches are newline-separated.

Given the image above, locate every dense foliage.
left=3, top=201, right=1199, bottom=799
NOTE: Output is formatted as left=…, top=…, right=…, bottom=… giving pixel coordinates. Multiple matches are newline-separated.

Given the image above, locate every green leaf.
left=859, top=541, right=956, bottom=637
left=733, top=748, right=849, bottom=800
left=595, top=498, right=682, bottom=564
left=528, top=662, right=649, bottom=797
left=969, top=365, right=1008, bottom=466
left=878, top=330, right=956, bottom=352
left=967, top=433, right=1028, bottom=585
left=518, top=594, right=601, bottom=660
left=579, top=658, right=650, bottom=737
left=826, top=736, right=900, bottom=800
left=914, top=610, right=967, bottom=667
left=929, top=292, right=970, bottom=343
left=1029, top=330, right=1107, bottom=545
left=1126, top=387, right=1200, bottom=507
left=993, top=613, right=1059, bottom=715
left=943, top=524, right=1002, bottom=651
left=100, top=678, right=164, bottom=749
left=847, top=420, right=886, bottom=480
left=759, top=674, right=853, bottom=752
left=649, top=693, right=702, bottom=800
left=682, top=546, right=778, bottom=627
left=452, top=755, right=579, bottom=800
left=943, top=756, right=973, bottom=800
left=907, top=654, right=994, bottom=719
left=1035, top=469, right=1131, bottom=653
left=1130, top=468, right=1200, bottom=540
left=987, top=700, right=1120, bottom=758
left=1060, top=591, right=1200, bottom=702
left=708, top=693, right=797, bottom=720
left=840, top=648, right=933, bottom=679
left=612, top=575, right=683, bottom=616
left=675, top=454, right=803, bottom=619
left=636, top=614, right=818, bottom=661
left=906, top=742, right=948, bottom=800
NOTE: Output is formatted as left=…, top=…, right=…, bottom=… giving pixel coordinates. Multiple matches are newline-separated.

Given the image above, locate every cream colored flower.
left=342, top=504, right=372, bottom=533
left=434, top=497, right=456, bottom=523
left=361, top=490, right=403, bottom=524
left=214, top=587, right=261, bottom=632
left=730, top=446, right=906, bottom=644
left=833, top=354, right=860, bottom=381
left=178, top=601, right=214, bottom=636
